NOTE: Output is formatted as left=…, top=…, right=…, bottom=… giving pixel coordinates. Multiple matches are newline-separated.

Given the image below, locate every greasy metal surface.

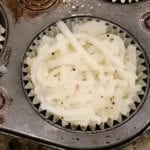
left=0, top=132, right=58, bottom=150
left=0, top=0, right=150, bottom=149
left=0, top=131, right=150, bottom=150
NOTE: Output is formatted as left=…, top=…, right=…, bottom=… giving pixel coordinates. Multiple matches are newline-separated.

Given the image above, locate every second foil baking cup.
left=22, top=16, right=148, bottom=131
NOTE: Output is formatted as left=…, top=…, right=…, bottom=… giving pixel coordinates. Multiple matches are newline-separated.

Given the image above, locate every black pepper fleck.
left=52, top=52, right=55, bottom=55
left=112, top=102, right=115, bottom=105
left=72, top=68, right=76, bottom=71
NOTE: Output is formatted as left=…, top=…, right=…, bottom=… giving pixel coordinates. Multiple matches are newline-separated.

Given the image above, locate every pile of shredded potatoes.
left=26, top=20, right=141, bottom=127
left=0, top=24, right=5, bottom=50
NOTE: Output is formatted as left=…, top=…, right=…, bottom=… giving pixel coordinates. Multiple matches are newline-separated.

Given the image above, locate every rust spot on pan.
left=143, top=12, right=150, bottom=30
left=0, top=87, right=13, bottom=108
left=17, top=0, right=57, bottom=11
left=0, top=87, right=13, bottom=123
left=0, top=93, right=5, bottom=109
left=0, top=47, right=12, bottom=66
left=1, top=0, right=40, bottom=22
left=0, top=0, right=66, bottom=22
left=0, top=48, right=11, bottom=77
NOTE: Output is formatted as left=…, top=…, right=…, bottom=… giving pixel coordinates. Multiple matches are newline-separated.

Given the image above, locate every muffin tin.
left=0, top=0, right=150, bottom=149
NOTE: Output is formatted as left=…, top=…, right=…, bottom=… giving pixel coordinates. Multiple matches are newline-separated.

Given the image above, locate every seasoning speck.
left=52, top=52, right=55, bottom=55
left=72, top=68, right=76, bottom=71
left=110, top=38, right=114, bottom=42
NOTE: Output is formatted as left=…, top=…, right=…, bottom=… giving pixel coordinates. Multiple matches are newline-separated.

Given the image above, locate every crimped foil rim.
left=0, top=24, right=6, bottom=51
left=108, top=0, right=143, bottom=4
left=22, top=16, right=148, bottom=131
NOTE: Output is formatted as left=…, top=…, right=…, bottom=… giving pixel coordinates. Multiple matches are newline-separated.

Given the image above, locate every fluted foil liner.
left=109, top=0, right=142, bottom=4
left=0, top=24, right=6, bottom=51
left=22, top=17, right=148, bottom=131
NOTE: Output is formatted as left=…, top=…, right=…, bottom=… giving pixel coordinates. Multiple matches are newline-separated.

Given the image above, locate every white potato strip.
left=31, top=45, right=59, bottom=85
left=0, top=35, right=5, bottom=41
left=0, top=24, right=5, bottom=34
left=47, top=52, right=83, bottom=69
left=76, top=33, right=136, bottom=80
left=76, top=33, right=126, bottom=70
left=57, top=21, right=103, bottom=74
left=73, top=20, right=107, bottom=36
left=126, top=45, right=137, bottom=73
left=55, top=34, right=69, bottom=52
left=64, top=115, right=101, bottom=123
left=108, top=34, right=126, bottom=61
left=41, top=101, right=98, bottom=118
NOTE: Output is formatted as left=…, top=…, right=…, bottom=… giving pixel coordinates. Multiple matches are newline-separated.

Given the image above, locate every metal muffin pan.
left=0, top=0, right=150, bottom=149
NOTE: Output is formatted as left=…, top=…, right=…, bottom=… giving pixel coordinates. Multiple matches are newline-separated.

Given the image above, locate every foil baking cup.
left=22, top=16, right=148, bottom=131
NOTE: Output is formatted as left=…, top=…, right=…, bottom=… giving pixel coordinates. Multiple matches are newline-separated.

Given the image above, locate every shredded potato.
left=26, top=20, right=141, bottom=127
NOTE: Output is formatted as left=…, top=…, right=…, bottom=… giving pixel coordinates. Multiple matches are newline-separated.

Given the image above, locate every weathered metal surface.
left=0, top=0, right=149, bottom=149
